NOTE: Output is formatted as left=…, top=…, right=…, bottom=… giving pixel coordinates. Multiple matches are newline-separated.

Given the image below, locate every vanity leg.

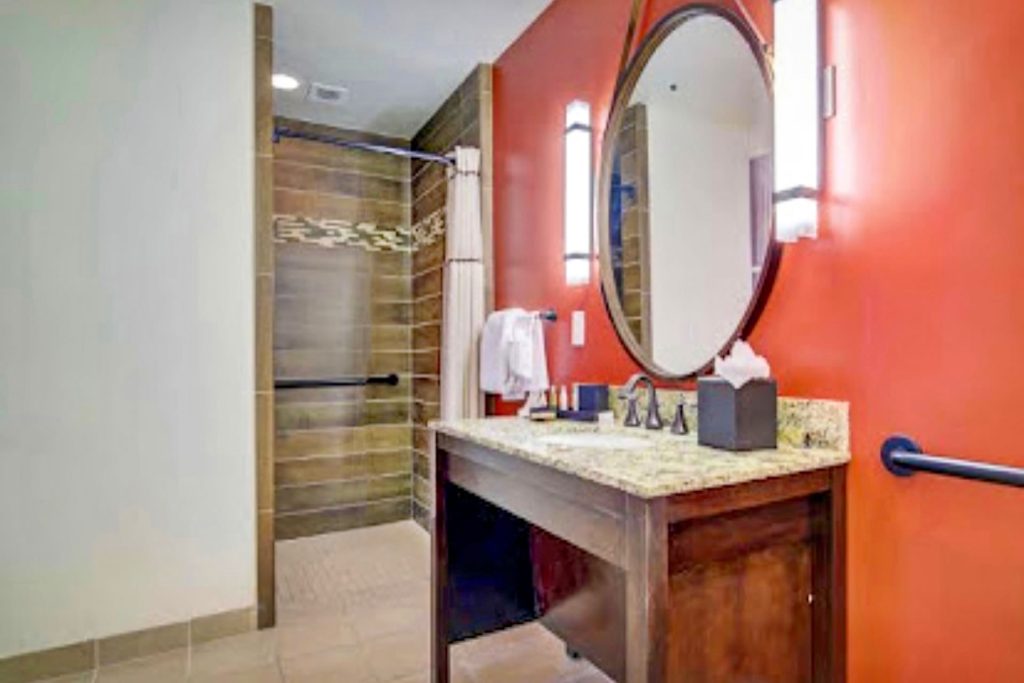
left=431, top=448, right=450, bottom=683
left=811, top=467, right=847, bottom=683
left=624, top=496, right=668, bottom=683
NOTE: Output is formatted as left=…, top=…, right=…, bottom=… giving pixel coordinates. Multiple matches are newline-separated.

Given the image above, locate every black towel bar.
left=275, top=374, right=400, bottom=390
left=881, top=435, right=1024, bottom=488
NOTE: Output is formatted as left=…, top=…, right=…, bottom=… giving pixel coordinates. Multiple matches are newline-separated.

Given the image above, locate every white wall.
left=0, top=0, right=255, bottom=658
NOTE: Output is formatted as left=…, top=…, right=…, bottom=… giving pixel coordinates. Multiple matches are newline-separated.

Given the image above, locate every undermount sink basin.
left=538, top=433, right=649, bottom=450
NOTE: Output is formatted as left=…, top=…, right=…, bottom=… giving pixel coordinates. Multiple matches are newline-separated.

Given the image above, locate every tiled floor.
left=46, top=521, right=611, bottom=682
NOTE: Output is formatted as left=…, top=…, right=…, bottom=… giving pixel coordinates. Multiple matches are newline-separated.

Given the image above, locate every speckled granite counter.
left=430, top=416, right=849, bottom=499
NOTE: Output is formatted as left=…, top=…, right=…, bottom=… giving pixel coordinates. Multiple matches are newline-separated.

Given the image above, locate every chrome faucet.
left=618, top=373, right=663, bottom=430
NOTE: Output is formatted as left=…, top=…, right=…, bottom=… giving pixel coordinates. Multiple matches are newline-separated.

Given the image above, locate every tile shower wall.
left=410, top=65, right=494, bottom=529
left=273, top=118, right=414, bottom=539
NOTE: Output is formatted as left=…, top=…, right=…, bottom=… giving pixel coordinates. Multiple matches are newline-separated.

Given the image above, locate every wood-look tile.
left=273, top=161, right=408, bottom=203
left=0, top=640, right=94, bottom=683
left=412, top=349, right=440, bottom=376
left=257, top=510, right=275, bottom=628
left=256, top=392, right=275, bottom=512
left=412, top=450, right=430, bottom=480
left=412, top=181, right=446, bottom=221
left=274, top=348, right=409, bottom=379
left=622, top=290, right=643, bottom=318
left=275, top=498, right=411, bottom=540
left=413, top=267, right=443, bottom=301
left=413, top=295, right=442, bottom=326
left=370, top=325, right=411, bottom=352
left=273, top=138, right=408, bottom=179
left=275, top=450, right=412, bottom=485
left=412, top=323, right=441, bottom=351
left=276, top=399, right=411, bottom=431
left=371, top=250, right=411, bottom=277
left=412, top=475, right=431, bottom=508
left=413, top=400, right=439, bottom=426
left=255, top=155, right=274, bottom=275
left=276, top=424, right=412, bottom=460
left=254, top=4, right=273, bottom=40
left=413, top=242, right=444, bottom=276
left=621, top=263, right=642, bottom=291
left=273, top=377, right=410, bottom=404
left=412, top=502, right=431, bottom=532
left=621, top=232, right=642, bottom=264
left=372, top=301, right=412, bottom=325
left=413, top=425, right=431, bottom=454
left=273, top=189, right=407, bottom=226
left=96, top=649, right=188, bottom=682
left=276, top=473, right=412, bottom=513
left=255, top=274, right=274, bottom=393
left=372, top=275, right=412, bottom=302
left=413, top=377, right=440, bottom=405
left=276, top=117, right=408, bottom=149
left=411, top=161, right=446, bottom=202
left=97, top=621, right=188, bottom=666
left=254, top=38, right=273, bottom=156
left=276, top=242, right=372, bottom=275
left=191, top=608, right=257, bottom=646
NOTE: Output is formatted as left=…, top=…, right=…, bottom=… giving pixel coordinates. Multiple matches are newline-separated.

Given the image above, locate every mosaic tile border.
left=274, top=209, right=445, bottom=253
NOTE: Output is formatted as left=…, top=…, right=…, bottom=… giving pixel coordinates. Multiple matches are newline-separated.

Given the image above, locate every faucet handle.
left=645, top=396, right=664, bottom=430
left=624, top=396, right=642, bottom=427
left=671, top=399, right=689, bottom=435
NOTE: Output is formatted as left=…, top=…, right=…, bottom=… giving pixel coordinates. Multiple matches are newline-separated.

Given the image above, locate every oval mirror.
left=598, top=7, right=776, bottom=378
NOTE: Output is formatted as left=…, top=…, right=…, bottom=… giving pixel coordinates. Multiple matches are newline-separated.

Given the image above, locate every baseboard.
left=0, top=605, right=257, bottom=683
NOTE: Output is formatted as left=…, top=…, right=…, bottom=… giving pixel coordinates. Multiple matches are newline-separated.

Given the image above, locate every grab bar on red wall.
left=881, top=435, right=1024, bottom=488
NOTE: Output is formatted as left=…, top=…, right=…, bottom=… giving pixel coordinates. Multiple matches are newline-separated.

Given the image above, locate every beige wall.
left=0, top=0, right=255, bottom=658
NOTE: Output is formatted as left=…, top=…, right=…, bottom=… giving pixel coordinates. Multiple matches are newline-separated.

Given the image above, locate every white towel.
left=480, top=309, right=550, bottom=400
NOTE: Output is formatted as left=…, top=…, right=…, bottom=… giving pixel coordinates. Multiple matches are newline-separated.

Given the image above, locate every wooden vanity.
left=430, top=418, right=848, bottom=683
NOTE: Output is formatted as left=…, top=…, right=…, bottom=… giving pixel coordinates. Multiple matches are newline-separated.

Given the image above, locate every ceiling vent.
left=306, top=82, right=350, bottom=106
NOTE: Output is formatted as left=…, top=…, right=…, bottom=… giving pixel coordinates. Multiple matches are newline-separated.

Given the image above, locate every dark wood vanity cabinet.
left=432, top=432, right=846, bottom=683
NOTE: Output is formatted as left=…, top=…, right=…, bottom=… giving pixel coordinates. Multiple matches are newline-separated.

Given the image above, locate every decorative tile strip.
left=274, top=209, right=445, bottom=253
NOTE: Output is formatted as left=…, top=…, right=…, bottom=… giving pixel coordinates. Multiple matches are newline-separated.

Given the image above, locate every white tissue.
left=713, top=340, right=771, bottom=389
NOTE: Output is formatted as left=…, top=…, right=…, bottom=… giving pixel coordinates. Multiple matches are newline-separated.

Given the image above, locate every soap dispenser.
left=671, top=397, right=689, bottom=435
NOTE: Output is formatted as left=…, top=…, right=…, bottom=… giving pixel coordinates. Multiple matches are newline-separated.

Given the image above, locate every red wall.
left=492, top=0, right=1024, bottom=680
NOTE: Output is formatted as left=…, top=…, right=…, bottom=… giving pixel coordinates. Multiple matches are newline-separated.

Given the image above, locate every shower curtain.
left=439, top=147, right=485, bottom=420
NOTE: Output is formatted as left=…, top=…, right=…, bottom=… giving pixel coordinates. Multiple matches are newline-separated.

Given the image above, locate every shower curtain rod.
left=273, top=126, right=455, bottom=166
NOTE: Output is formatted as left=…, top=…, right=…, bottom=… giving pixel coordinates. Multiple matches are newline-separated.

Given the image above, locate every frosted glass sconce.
left=773, top=0, right=827, bottom=243
left=564, top=100, right=592, bottom=285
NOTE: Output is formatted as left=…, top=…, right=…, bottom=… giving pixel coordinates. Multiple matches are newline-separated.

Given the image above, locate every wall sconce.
left=564, top=100, right=592, bottom=285
left=773, top=0, right=829, bottom=243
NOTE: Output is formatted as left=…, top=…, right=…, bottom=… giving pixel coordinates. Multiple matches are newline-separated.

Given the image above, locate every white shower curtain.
left=439, top=147, right=485, bottom=420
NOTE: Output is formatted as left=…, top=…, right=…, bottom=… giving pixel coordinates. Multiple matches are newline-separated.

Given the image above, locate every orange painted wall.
left=491, top=0, right=1024, bottom=680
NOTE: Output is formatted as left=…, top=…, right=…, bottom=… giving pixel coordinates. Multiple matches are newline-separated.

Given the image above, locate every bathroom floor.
left=60, top=522, right=610, bottom=682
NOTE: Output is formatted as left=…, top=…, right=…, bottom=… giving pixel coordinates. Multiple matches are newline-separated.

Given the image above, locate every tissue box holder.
left=697, top=377, right=777, bottom=451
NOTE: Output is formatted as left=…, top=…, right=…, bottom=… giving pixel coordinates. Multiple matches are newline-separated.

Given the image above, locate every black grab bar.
left=881, top=435, right=1024, bottom=488
left=275, top=373, right=400, bottom=390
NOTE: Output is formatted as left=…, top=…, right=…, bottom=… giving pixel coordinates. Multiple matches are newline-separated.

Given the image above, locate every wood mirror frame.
left=597, top=3, right=780, bottom=380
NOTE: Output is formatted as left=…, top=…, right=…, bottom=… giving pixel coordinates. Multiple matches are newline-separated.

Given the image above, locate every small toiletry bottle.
left=549, top=385, right=558, bottom=409
left=559, top=386, right=569, bottom=411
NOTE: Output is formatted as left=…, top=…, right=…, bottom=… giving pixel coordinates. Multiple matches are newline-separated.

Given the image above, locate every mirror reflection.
left=603, top=13, right=773, bottom=377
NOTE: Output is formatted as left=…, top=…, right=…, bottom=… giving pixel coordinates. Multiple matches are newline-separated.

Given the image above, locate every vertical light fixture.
left=773, top=0, right=822, bottom=242
left=564, top=100, right=592, bottom=285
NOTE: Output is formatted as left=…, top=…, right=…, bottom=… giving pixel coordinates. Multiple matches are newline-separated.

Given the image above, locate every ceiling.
left=270, top=0, right=554, bottom=139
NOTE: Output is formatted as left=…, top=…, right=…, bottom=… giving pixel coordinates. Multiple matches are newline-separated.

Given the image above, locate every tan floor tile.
left=278, top=645, right=375, bottom=683
left=190, top=663, right=283, bottom=683
left=361, top=629, right=430, bottom=681
left=189, top=631, right=277, bottom=679
left=275, top=611, right=358, bottom=660
left=95, top=650, right=187, bottom=682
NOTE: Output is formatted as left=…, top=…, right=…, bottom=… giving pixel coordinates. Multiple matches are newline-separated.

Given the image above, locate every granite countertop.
left=430, top=417, right=850, bottom=499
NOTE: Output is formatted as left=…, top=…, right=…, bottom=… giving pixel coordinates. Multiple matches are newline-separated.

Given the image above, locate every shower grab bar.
left=881, top=435, right=1024, bottom=488
left=275, top=374, right=400, bottom=390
